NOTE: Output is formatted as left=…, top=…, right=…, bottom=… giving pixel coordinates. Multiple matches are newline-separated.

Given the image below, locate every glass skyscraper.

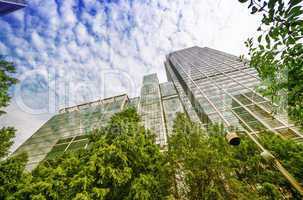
left=165, top=46, right=303, bottom=142
left=13, top=46, right=303, bottom=171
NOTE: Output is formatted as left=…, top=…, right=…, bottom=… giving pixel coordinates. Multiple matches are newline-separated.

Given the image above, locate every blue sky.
left=0, top=0, right=261, bottom=151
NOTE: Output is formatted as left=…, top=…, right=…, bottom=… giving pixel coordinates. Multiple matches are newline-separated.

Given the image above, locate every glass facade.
left=159, top=82, right=184, bottom=136
left=165, top=46, right=303, bottom=141
left=139, top=74, right=167, bottom=147
left=14, top=94, right=129, bottom=171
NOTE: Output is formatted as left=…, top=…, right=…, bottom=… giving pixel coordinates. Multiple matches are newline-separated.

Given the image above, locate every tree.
left=0, top=58, right=29, bottom=200
left=238, top=0, right=303, bottom=126
left=0, top=152, right=28, bottom=200
left=167, top=113, right=302, bottom=199
left=13, top=108, right=170, bottom=200
left=0, top=58, right=18, bottom=158
left=260, top=132, right=303, bottom=198
left=166, top=114, right=259, bottom=199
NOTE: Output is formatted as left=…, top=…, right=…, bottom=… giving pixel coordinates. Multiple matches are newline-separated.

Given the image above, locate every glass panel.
left=247, top=105, right=284, bottom=128
left=245, top=92, right=266, bottom=103
left=234, top=94, right=251, bottom=105
left=276, top=128, right=299, bottom=139
left=232, top=106, right=265, bottom=131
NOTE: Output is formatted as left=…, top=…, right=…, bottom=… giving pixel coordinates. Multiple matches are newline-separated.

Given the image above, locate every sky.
left=0, top=0, right=261, bottom=152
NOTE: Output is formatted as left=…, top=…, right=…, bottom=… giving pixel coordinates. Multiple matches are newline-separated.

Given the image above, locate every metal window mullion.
left=172, top=54, right=230, bottom=127
left=174, top=53, right=231, bottom=126
left=201, top=51, right=282, bottom=108
left=204, top=51, right=260, bottom=81
left=191, top=62, right=287, bottom=138
left=241, top=93, right=303, bottom=138
left=177, top=51, right=278, bottom=135
left=172, top=77, right=200, bottom=123
left=30, top=127, right=92, bottom=141
left=206, top=100, right=270, bottom=115
left=193, top=53, right=300, bottom=136
left=64, top=136, right=75, bottom=152
left=190, top=51, right=262, bottom=98
left=209, top=64, right=303, bottom=139
left=158, top=83, right=168, bottom=146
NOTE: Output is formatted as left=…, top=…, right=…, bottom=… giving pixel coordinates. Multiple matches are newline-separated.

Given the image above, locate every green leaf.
left=286, top=6, right=303, bottom=19
left=269, top=27, right=280, bottom=40
left=258, top=35, right=262, bottom=43
left=287, top=36, right=296, bottom=45
left=289, top=0, right=302, bottom=6
left=268, top=0, right=278, bottom=10
left=265, top=35, right=271, bottom=46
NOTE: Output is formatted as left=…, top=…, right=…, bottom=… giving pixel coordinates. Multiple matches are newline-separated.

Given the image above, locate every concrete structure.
left=13, top=46, right=303, bottom=171
left=0, top=0, right=26, bottom=15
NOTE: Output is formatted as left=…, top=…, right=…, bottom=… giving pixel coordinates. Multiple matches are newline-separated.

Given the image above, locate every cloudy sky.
left=0, top=0, right=261, bottom=152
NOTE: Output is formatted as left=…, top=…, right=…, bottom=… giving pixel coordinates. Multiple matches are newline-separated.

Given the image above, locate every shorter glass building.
left=14, top=94, right=130, bottom=170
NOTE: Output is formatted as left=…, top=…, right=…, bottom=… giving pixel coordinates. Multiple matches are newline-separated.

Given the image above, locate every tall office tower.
left=165, top=46, right=303, bottom=142
left=0, top=0, right=26, bottom=15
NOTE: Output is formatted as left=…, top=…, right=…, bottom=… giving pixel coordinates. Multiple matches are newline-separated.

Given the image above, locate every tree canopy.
left=1, top=108, right=303, bottom=199
left=238, top=0, right=303, bottom=126
left=0, top=59, right=18, bottom=157
left=12, top=108, right=170, bottom=200
left=166, top=113, right=303, bottom=199
left=0, top=58, right=28, bottom=200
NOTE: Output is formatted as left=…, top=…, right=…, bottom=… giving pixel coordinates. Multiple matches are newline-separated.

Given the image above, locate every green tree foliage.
left=238, top=0, right=303, bottom=125
left=0, top=126, right=16, bottom=158
left=0, top=58, right=18, bottom=157
left=0, top=59, right=18, bottom=115
left=167, top=113, right=302, bottom=199
left=2, top=108, right=303, bottom=199
left=0, top=58, right=29, bottom=200
left=13, top=108, right=170, bottom=200
left=260, top=133, right=303, bottom=186
left=0, top=152, right=28, bottom=200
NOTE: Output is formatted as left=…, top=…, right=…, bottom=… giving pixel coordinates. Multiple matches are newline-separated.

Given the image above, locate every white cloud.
left=31, top=31, right=45, bottom=50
